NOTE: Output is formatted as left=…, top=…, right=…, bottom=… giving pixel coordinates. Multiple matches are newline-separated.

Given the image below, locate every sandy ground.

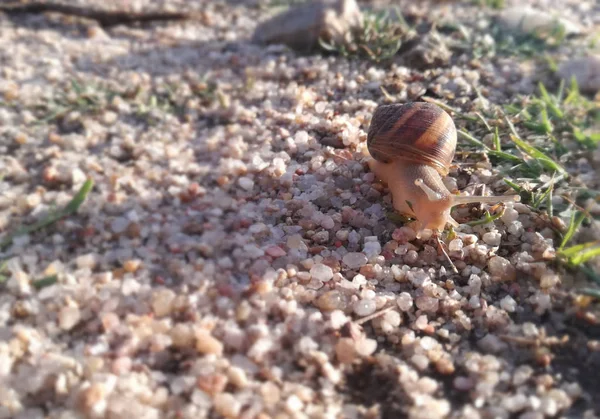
left=0, top=0, right=599, bottom=418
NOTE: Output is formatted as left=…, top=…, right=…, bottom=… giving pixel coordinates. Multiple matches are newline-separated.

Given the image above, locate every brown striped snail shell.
left=367, top=102, right=457, bottom=176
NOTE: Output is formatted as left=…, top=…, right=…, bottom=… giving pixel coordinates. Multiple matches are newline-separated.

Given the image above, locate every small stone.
left=336, top=229, right=350, bottom=241
left=513, top=365, right=533, bottom=386
left=353, top=299, right=376, bottom=316
left=111, top=357, right=132, bottom=376
left=396, top=292, right=413, bottom=311
left=59, top=306, right=81, bottom=330
left=500, top=295, right=517, bottom=312
left=152, top=288, right=176, bottom=317
left=123, top=259, right=141, bottom=273
left=238, top=177, right=254, bottom=191
left=335, top=338, right=357, bottom=364
left=363, top=241, right=381, bottom=258
left=265, top=245, right=286, bottom=257
left=214, top=393, right=242, bottom=418
left=321, top=216, right=335, bottom=229
left=448, top=239, right=463, bottom=252
left=228, top=366, right=249, bottom=388
left=76, top=253, right=97, bottom=270
left=195, top=329, right=224, bottom=356
left=416, top=296, right=439, bottom=313
left=287, top=234, right=307, bottom=250
left=453, top=376, right=474, bottom=391
left=110, top=217, right=130, bottom=234
left=558, top=55, right=600, bottom=93
left=383, top=310, right=401, bottom=327
left=342, top=252, right=368, bottom=269
left=352, top=273, right=367, bottom=287
left=312, top=230, right=330, bottom=244
left=501, top=207, right=519, bottom=224
left=310, top=263, right=333, bottom=281
left=419, top=336, right=438, bottom=351
left=355, top=337, right=377, bottom=357
left=392, top=226, right=417, bottom=243
left=482, top=231, right=501, bottom=246
left=477, top=334, right=508, bottom=354
left=540, top=272, right=560, bottom=289
left=316, top=290, right=347, bottom=311
left=404, top=250, right=418, bottom=264
left=285, top=395, right=304, bottom=413
left=488, top=256, right=516, bottom=281
left=170, top=324, right=195, bottom=348
left=415, top=314, right=428, bottom=330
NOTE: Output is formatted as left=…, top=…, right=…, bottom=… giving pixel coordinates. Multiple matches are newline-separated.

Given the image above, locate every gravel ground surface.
left=1, top=0, right=599, bottom=418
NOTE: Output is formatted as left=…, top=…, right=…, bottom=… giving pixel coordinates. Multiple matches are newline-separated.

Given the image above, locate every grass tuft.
left=0, top=178, right=94, bottom=251
left=319, top=7, right=414, bottom=63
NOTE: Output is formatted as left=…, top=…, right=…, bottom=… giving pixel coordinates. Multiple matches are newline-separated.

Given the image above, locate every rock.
left=252, top=0, right=362, bottom=52
left=310, top=263, right=334, bottom=281
left=498, top=7, right=582, bottom=38
left=488, top=255, right=517, bottom=282
left=58, top=306, right=81, bottom=330
left=195, top=329, right=224, bottom=356
left=558, top=56, right=600, bottom=93
left=342, top=252, right=368, bottom=269
left=396, top=30, right=451, bottom=70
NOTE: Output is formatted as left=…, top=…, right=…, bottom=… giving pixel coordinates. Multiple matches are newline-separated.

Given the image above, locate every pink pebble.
left=265, top=246, right=286, bottom=257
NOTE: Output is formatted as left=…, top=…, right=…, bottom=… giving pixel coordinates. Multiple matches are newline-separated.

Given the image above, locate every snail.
left=366, top=102, right=520, bottom=236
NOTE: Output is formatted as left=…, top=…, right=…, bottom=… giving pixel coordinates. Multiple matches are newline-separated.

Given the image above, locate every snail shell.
left=366, top=102, right=457, bottom=176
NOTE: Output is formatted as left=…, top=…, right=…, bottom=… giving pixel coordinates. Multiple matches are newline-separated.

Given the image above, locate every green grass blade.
left=0, top=178, right=94, bottom=251
left=509, top=134, right=566, bottom=175
left=559, top=210, right=586, bottom=250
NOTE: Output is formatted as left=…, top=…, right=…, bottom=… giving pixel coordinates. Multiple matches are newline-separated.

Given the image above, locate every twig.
left=355, top=304, right=396, bottom=325
left=0, top=2, right=196, bottom=27
left=434, top=232, right=458, bottom=274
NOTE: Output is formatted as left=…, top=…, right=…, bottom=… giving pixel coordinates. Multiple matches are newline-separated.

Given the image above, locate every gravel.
left=0, top=0, right=599, bottom=418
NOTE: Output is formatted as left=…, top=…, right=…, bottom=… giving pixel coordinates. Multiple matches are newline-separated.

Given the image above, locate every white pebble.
left=59, top=306, right=81, bottom=330
left=238, top=177, right=254, bottom=191
left=285, top=395, right=304, bottom=413
left=110, top=217, right=129, bottom=234
left=310, top=264, right=333, bottom=281
left=448, top=239, right=463, bottom=252
left=321, top=216, right=335, bottom=229
left=500, top=295, right=517, bottom=312
left=353, top=299, right=377, bottom=316
left=396, top=292, right=413, bottom=311
left=482, top=231, right=501, bottom=246
left=363, top=241, right=381, bottom=258
left=342, top=252, right=368, bottom=269
left=214, top=393, right=242, bottom=418
left=501, top=207, right=519, bottom=224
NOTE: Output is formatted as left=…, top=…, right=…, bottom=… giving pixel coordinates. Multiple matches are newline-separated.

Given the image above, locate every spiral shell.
left=366, top=102, right=457, bottom=176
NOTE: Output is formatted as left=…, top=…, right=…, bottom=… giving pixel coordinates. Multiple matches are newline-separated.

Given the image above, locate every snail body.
left=366, top=102, right=519, bottom=234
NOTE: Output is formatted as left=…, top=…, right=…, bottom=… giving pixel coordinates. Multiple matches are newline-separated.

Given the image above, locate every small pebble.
left=396, top=292, right=413, bottom=311
left=238, top=177, right=254, bottom=191
left=58, top=306, right=81, bottom=330
left=353, top=299, right=377, bottom=316
left=310, top=263, right=333, bottom=281
left=195, top=329, right=224, bottom=356
left=214, top=393, right=242, bottom=418
left=342, top=252, right=368, bottom=269
left=488, top=256, right=517, bottom=281
left=482, top=231, right=501, bottom=246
